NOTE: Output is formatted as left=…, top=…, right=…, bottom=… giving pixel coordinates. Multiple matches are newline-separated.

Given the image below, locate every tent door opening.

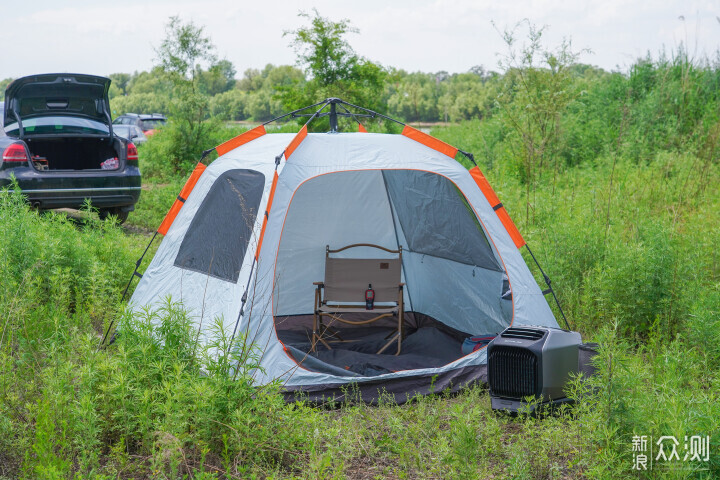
left=272, top=169, right=512, bottom=376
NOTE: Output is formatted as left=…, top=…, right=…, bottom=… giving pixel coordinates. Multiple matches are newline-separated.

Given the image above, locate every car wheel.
left=98, top=208, right=129, bottom=224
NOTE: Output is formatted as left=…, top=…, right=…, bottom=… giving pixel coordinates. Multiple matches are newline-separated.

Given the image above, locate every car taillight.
left=127, top=142, right=139, bottom=166
left=2, top=143, right=28, bottom=164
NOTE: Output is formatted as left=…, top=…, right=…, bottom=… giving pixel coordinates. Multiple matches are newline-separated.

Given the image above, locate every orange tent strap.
left=496, top=207, right=526, bottom=249
left=284, top=125, right=308, bottom=160
left=157, top=201, right=183, bottom=236
left=215, top=125, right=266, bottom=156
left=255, top=171, right=279, bottom=261
left=157, top=162, right=207, bottom=235
left=255, top=219, right=268, bottom=261
left=266, top=171, right=279, bottom=211
left=469, top=167, right=500, bottom=206
left=401, top=125, right=458, bottom=159
left=469, top=166, right=526, bottom=248
left=358, top=123, right=368, bottom=133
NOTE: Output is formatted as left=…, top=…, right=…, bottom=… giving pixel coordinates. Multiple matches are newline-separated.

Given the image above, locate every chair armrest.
left=313, top=282, right=324, bottom=286
left=399, top=283, right=405, bottom=287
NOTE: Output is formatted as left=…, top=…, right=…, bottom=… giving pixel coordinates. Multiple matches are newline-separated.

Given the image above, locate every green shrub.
left=569, top=324, right=720, bottom=478
left=138, top=119, right=235, bottom=180
left=127, top=178, right=184, bottom=231
left=0, top=188, right=142, bottom=477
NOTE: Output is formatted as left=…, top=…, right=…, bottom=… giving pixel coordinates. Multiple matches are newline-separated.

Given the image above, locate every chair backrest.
left=323, top=245, right=401, bottom=304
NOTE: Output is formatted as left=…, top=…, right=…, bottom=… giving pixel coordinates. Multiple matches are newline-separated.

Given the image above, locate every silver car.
left=112, top=124, right=147, bottom=145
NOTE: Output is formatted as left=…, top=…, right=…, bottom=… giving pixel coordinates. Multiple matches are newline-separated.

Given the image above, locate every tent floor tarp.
left=276, top=312, right=483, bottom=377
left=280, top=334, right=600, bottom=405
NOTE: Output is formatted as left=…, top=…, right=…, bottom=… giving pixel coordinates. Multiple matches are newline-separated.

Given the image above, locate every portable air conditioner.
left=488, top=326, right=581, bottom=413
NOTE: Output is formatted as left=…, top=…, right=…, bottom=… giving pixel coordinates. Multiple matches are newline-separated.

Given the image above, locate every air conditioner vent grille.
left=500, top=327, right=545, bottom=341
left=488, top=346, right=539, bottom=398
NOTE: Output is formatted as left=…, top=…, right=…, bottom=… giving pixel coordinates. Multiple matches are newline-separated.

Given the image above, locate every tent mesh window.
left=382, top=170, right=501, bottom=271
left=174, top=168, right=265, bottom=283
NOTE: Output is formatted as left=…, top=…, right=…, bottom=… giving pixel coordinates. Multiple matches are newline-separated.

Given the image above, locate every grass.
left=0, top=137, right=716, bottom=479
left=2, top=53, right=720, bottom=477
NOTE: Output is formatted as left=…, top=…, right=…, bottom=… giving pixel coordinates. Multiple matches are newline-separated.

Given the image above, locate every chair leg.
left=396, top=313, right=403, bottom=356
left=316, top=330, right=332, bottom=350
left=314, top=314, right=339, bottom=350
left=311, top=310, right=320, bottom=353
left=312, top=317, right=333, bottom=351
left=396, top=286, right=405, bottom=355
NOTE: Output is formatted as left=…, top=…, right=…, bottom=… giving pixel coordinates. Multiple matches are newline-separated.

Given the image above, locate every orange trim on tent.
left=358, top=123, right=368, bottom=133
left=284, top=125, right=308, bottom=160
left=255, top=171, right=279, bottom=261
left=215, top=125, right=266, bottom=156
left=495, top=207, right=525, bottom=248
left=401, top=125, right=458, bottom=159
left=469, top=166, right=500, bottom=206
left=469, top=166, right=526, bottom=248
left=157, top=162, right=207, bottom=235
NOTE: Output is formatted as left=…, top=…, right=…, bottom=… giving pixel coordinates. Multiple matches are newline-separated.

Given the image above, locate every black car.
left=113, top=113, right=166, bottom=136
left=0, top=73, right=141, bottom=223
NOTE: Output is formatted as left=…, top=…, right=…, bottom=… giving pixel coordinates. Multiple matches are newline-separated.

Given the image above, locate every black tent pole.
left=229, top=257, right=256, bottom=345
left=328, top=101, right=338, bottom=132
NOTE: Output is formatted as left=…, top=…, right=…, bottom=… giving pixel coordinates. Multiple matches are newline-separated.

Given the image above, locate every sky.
left=1, top=0, right=719, bottom=80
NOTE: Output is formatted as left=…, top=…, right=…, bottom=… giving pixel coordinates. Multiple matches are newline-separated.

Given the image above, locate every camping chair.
left=312, top=244, right=405, bottom=355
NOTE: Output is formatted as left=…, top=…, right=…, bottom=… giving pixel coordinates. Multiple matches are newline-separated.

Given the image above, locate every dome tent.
left=118, top=99, right=566, bottom=403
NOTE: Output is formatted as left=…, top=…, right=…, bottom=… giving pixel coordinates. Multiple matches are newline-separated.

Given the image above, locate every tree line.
left=2, top=11, right=719, bottom=185
left=104, top=63, right=504, bottom=124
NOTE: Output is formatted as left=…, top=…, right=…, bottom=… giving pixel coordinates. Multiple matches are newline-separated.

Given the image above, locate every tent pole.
left=229, top=150, right=285, bottom=348
left=337, top=103, right=365, bottom=128
left=262, top=100, right=330, bottom=126
left=457, top=149, right=478, bottom=166
left=337, top=99, right=406, bottom=127
left=328, top=102, right=338, bottom=132
left=230, top=257, right=256, bottom=345
left=525, top=244, right=571, bottom=330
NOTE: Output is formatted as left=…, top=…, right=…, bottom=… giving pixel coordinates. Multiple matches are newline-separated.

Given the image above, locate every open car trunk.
left=25, top=136, right=123, bottom=171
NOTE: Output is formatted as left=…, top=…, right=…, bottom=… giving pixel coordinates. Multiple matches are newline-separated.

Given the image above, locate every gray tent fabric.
left=174, top=169, right=265, bottom=283
left=383, top=170, right=501, bottom=272
left=401, top=250, right=507, bottom=334
left=273, top=170, right=401, bottom=316
left=129, top=131, right=561, bottom=400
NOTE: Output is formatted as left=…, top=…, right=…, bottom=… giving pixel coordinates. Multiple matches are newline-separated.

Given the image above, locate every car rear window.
left=18, top=96, right=101, bottom=118
left=4, top=116, right=109, bottom=135
left=140, top=118, right=165, bottom=130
